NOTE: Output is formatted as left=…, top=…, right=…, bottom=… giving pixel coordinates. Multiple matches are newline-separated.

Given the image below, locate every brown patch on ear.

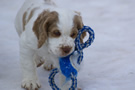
left=23, top=12, right=27, bottom=31
left=33, top=10, right=58, bottom=48
left=73, top=15, right=86, bottom=43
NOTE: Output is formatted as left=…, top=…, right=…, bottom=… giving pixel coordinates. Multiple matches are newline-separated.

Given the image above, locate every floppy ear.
left=74, top=13, right=86, bottom=43
left=33, top=10, right=58, bottom=48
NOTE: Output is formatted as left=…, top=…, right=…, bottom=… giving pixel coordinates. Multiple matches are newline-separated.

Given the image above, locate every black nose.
left=61, top=46, right=72, bottom=54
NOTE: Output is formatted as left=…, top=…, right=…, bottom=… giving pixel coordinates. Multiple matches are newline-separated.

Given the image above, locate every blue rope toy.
left=49, top=26, right=95, bottom=90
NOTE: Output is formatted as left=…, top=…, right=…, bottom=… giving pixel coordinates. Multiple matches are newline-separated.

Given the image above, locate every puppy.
left=15, top=0, right=85, bottom=90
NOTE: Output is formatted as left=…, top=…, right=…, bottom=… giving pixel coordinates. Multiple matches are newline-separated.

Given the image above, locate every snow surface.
left=0, top=0, right=135, bottom=90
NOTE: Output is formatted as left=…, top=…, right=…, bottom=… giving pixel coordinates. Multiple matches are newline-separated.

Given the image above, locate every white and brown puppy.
left=15, top=0, right=85, bottom=90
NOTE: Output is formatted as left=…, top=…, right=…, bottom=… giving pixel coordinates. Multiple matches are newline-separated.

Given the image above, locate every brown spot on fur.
left=27, top=7, right=39, bottom=23
left=33, top=10, right=59, bottom=48
left=23, top=12, right=27, bottom=30
left=73, top=15, right=86, bottom=43
left=22, top=7, right=39, bottom=31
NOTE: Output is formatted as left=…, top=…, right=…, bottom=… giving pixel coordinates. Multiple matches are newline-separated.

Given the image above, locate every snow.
left=0, top=0, right=135, bottom=90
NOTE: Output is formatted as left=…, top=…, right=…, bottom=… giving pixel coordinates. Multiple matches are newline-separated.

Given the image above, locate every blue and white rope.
left=49, top=26, right=95, bottom=90
left=75, top=26, right=95, bottom=64
left=49, top=69, right=77, bottom=90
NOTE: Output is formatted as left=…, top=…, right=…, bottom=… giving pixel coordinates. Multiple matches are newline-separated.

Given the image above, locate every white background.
left=0, top=0, right=135, bottom=90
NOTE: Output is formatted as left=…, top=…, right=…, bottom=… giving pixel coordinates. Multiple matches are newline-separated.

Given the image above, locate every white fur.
left=15, top=0, right=79, bottom=90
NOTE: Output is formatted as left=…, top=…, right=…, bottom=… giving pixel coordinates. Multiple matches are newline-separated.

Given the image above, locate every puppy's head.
left=33, top=10, right=86, bottom=57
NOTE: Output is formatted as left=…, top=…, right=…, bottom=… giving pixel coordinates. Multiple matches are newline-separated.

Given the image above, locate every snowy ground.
left=0, top=0, right=135, bottom=90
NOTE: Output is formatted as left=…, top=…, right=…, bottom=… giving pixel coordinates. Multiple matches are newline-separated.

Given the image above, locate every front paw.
left=44, top=60, right=54, bottom=71
left=44, top=63, right=54, bottom=71
left=21, top=79, right=41, bottom=90
left=36, top=59, right=44, bottom=67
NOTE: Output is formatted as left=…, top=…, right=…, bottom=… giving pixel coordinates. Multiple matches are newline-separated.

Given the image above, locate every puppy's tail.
left=44, top=0, right=56, bottom=5
left=44, top=0, right=51, bottom=2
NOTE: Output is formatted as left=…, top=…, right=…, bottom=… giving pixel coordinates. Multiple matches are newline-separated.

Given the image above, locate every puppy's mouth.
left=48, top=46, right=74, bottom=57
left=60, top=52, right=72, bottom=57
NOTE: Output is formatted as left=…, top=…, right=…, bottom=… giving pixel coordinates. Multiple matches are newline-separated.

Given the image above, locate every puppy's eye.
left=71, top=33, right=76, bottom=37
left=70, top=32, right=77, bottom=38
left=53, top=30, right=61, bottom=37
